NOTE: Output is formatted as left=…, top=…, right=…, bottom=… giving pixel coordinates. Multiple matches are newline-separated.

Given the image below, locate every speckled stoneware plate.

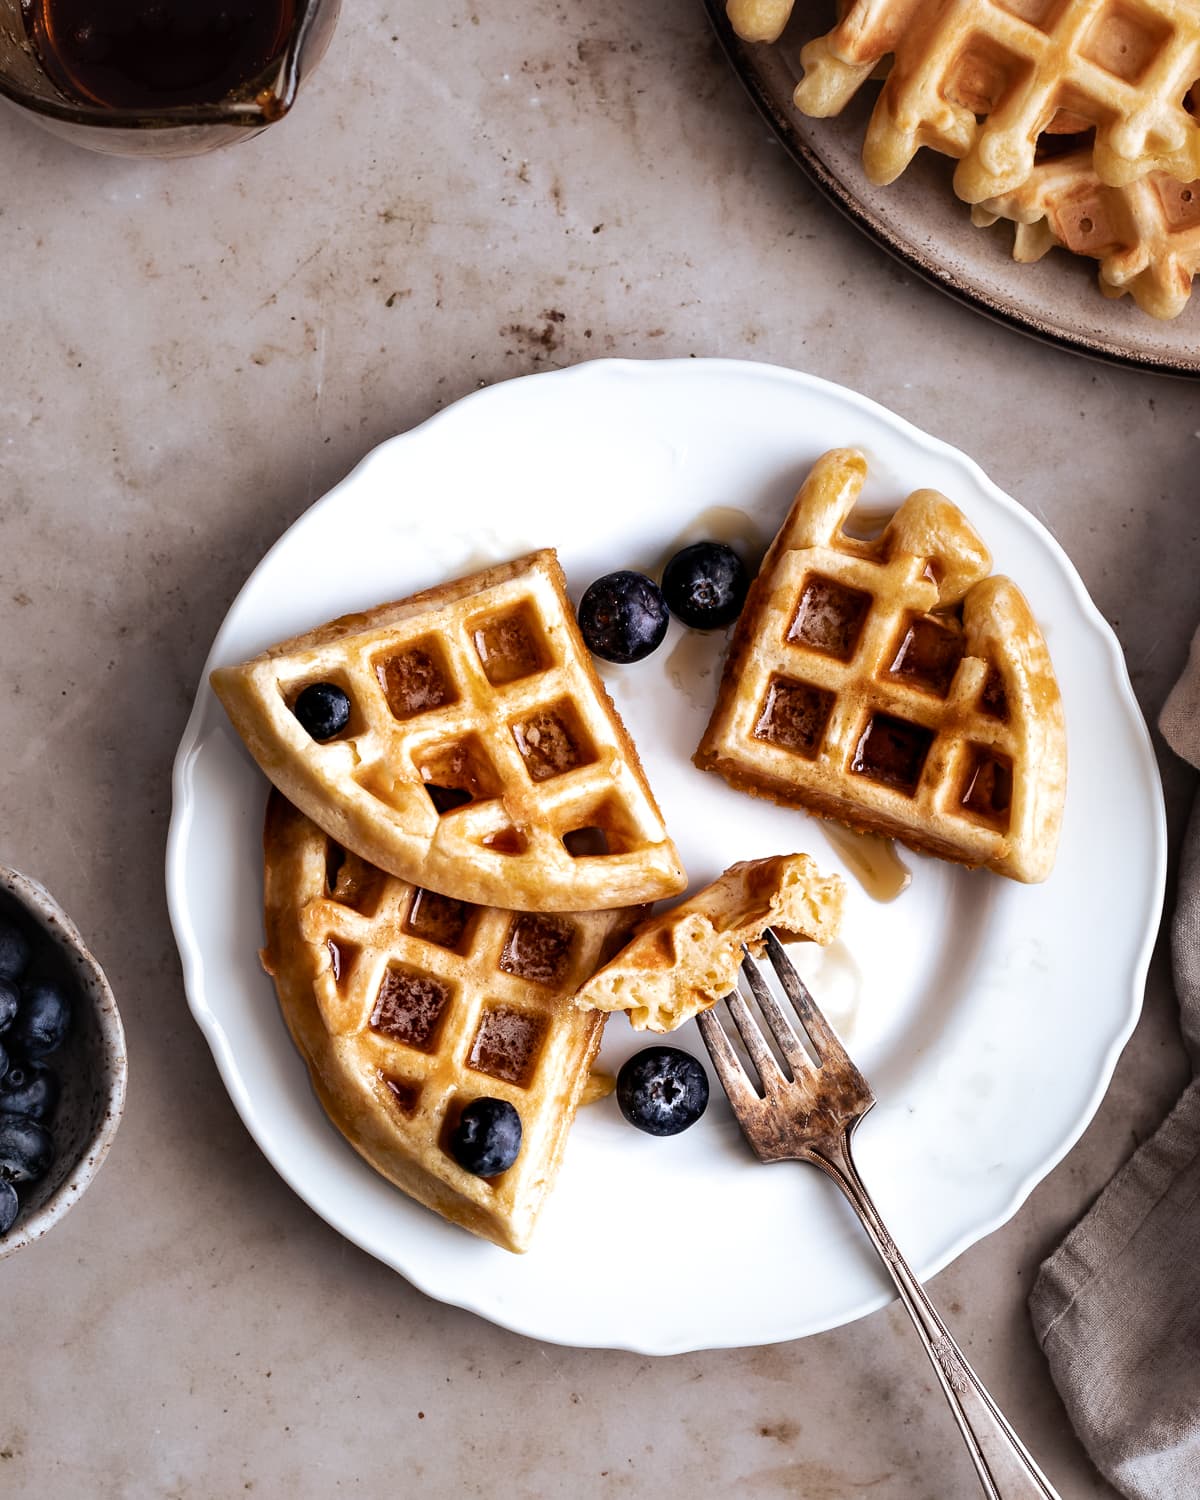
left=703, top=1, right=1200, bottom=379
left=167, top=358, right=1165, bottom=1353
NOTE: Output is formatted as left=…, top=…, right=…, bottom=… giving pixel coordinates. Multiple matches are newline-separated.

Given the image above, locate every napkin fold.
left=1029, top=632, right=1200, bottom=1500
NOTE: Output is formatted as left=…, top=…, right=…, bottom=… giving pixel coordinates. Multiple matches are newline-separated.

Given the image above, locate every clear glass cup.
left=0, top=0, right=340, bottom=157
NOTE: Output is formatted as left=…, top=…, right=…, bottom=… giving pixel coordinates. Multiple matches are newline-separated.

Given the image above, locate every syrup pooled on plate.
left=26, top=0, right=295, bottom=111
left=821, top=824, right=912, bottom=904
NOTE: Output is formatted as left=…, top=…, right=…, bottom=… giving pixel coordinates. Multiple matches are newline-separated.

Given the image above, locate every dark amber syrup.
left=25, top=0, right=295, bottom=110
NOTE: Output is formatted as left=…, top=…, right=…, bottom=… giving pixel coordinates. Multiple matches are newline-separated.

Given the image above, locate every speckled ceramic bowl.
left=0, top=866, right=126, bottom=1258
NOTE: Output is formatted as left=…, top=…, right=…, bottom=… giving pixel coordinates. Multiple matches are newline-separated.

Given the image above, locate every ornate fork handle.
left=806, top=1125, right=1061, bottom=1500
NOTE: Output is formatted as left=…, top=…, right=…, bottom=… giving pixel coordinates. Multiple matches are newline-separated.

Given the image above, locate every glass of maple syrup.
left=0, top=0, right=339, bottom=155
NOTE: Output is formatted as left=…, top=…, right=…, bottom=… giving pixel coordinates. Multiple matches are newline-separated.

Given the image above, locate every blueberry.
left=0, top=919, right=30, bottom=982
left=13, top=979, right=71, bottom=1057
left=0, top=1179, right=17, bottom=1234
left=450, top=1097, right=522, bottom=1177
left=0, top=1116, right=53, bottom=1183
left=0, top=1059, right=59, bottom=1121
left=293, top=681, right=351, bottom=741
left=0, top=979, right=17, bottom=1034
left=662, top=542, right=750, bottom=630
left=578, top=571, right=669, bottom=664
left=617, top=1046, right=709, bottom=1137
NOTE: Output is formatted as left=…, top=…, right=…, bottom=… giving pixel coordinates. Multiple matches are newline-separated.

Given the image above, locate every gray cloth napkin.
left=1029, top=638, right=1200, bottom=1500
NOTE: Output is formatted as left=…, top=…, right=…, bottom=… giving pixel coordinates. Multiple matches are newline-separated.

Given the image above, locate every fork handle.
left=808, top=1128, right=1061, bottom=1500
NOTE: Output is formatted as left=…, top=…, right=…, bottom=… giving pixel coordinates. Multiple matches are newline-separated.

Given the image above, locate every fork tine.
left=763, top=927, right=847, bottom=1065
left=723, top=988, right=786, bottom=1092
left=695, top=1006, right=758, bottom=1107
left=740, top=945, right=812, bottom=1077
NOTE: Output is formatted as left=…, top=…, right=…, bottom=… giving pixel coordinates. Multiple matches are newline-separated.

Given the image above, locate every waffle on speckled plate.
left=725, top=0, right=1200, bottom=318
left=973, top=147, right=1200, bottom=318
left=694, top=448, right=1067, bottom=883
left=789, top=0, right=1200, bottom=200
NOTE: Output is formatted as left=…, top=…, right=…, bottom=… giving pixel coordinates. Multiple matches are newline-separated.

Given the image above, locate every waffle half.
left=694, top=449, right=1067, bottom=883
left=213, top=550, right=686, bottom=913
left=973, top=148, right=1200, bottom=319
left=792, top=0, right=1200, bottom=201
left=262, top=792, right=638, bottom=1252
left=575, top=854, right=845, bottom=1033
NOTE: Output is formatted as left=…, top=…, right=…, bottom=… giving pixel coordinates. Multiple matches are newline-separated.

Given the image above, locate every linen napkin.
left=1028, top=635, right=1200, bottom=1500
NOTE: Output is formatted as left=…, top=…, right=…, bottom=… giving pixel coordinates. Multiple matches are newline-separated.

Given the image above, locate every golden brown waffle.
left=262, top=792, right=638, bottom=1253
left=793, top=0, right=1200, bottom=201
left=575, top=854, right=844, bottom=1033
left=212, top=550, right=686, bottom=913
left=695, top=449, right=1067, bottom=883
left=973, top=148, right=1200, bottom=318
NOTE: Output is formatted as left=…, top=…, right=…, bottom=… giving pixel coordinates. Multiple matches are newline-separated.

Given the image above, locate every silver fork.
left=696, top=930, right=1061, bottom=1500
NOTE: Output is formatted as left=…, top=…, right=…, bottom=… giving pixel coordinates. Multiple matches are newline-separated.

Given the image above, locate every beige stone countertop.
left=1, top=3, right=1197, bottom=1496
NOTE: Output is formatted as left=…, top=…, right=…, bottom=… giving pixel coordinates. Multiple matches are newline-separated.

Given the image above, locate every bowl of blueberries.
left=0, top=864, right=127, bottom=1257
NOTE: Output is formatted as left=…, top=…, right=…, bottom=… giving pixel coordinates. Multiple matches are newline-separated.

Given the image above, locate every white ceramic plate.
left=703, top=1, right=1200, bottom=378
left=167, top=358, right=1165, bottom=1354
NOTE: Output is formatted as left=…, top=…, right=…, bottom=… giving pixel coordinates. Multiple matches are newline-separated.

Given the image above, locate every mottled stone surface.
left=1, top=3, right=1196, bottom=1496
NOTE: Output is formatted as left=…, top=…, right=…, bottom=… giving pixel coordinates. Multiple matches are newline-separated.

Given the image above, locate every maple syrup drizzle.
left=659, top=505, right=763, bottom=565
left=775, top=936, right=865, bottom=1042
left=665, top=628, right=719, bottom=707
left=821, top=824, right=912, bottom=903
left=327, top=938, right=357, bottom=984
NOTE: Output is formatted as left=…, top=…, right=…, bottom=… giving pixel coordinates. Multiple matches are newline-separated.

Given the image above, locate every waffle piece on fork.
left=575, top=853, right=845, bottom=1033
